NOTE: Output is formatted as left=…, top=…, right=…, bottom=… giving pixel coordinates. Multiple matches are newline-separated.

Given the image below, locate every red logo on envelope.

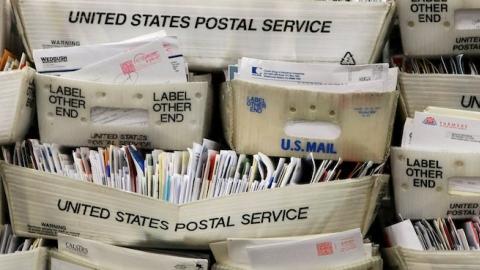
left=422, top=116, right=437, bottom=126
left=316, top=241, right=333, bottom=256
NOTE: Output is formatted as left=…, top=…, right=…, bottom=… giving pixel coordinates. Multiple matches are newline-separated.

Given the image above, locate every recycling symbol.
left=340, top=52, right=356, bottom=65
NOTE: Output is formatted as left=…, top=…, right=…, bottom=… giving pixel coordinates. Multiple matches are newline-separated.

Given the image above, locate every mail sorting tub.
left=35, top=73, right=212, bottom=150
left=391, top=147, right=480, bottom=220
left=384, top=246, right=480, bottom=270
left=0, top=67, right=35, bottom=144
left=0, top=161, right=388, bottom=249
left=398, top=68, right=480, bottom=118
left=398, top=0, right=480, bottom=57
left=396, top=0, right=480, bottom=118
left=212, top=257, right=382, bottom=270
left=221, top=79, right=399, bottom=162
left=12, top=0, right=395, bottom=70
left=386, top=118, right=480, bottom=269
left=0, top=247, right=48, bottom=270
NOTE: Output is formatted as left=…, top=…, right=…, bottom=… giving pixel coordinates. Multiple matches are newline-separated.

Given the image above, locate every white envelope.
left=212, top=235, right=314, bottom=268
left=237, top=58, right=392, bottom=92
left=62, top=36, right=187, bottom=84
left=384, top=220, right=424, bottom=251
left=410, top=110, right=480, bottom=151
left=33, top=31, right=167, bottom=74
left=246, top=229, right=366, bottom=270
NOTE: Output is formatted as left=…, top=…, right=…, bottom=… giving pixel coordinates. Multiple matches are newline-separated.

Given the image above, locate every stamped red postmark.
left=340, top=238, right=357, bottom=252
left=120, top=51, right=161, bottom=76
left=316, top=241, right=334, bottom=256
left=121, top=60, right=136, bottom=75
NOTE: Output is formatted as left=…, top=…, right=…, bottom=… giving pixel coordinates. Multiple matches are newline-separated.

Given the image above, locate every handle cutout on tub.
left=284, top=121, right=341, bottom=140
left=455, top=9, right=480, bottom=30
left=449, top=177, right=480, bottom=196
left=91, top=107, right=148, bottom=127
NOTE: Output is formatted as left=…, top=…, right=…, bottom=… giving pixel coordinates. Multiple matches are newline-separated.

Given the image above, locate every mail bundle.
left=33, top=32, right=212, bottom=150
left=386, top=217, right=480, bottom=252
left=12, top=0, right=395, bottom=69
left=222, top=58, right=399, bottom=162
left=2, top=139, right=386, bottom=203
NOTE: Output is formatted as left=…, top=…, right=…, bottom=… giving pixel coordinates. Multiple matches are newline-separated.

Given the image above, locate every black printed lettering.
left=241, top=207, right=310, bottom=225
left=68, top=11, right=127, bottom=25
left=298, top=207, right=309, bottom=219
left=410, top=0, right=447, bottom=23
left=115, top=211, right=124, bottom=222
left=406, top=158, right=443, bottom=189
left=175, top=223, right=186, bottom=232
left=153, top=91, right=192, bottom=123
left=241, top=214, right=250, bottom=225
left=57, top=199, right=110, bottom=220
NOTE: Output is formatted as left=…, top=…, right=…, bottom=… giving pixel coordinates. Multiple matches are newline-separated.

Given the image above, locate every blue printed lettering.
left=282, top=139, right=337, bottom=154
